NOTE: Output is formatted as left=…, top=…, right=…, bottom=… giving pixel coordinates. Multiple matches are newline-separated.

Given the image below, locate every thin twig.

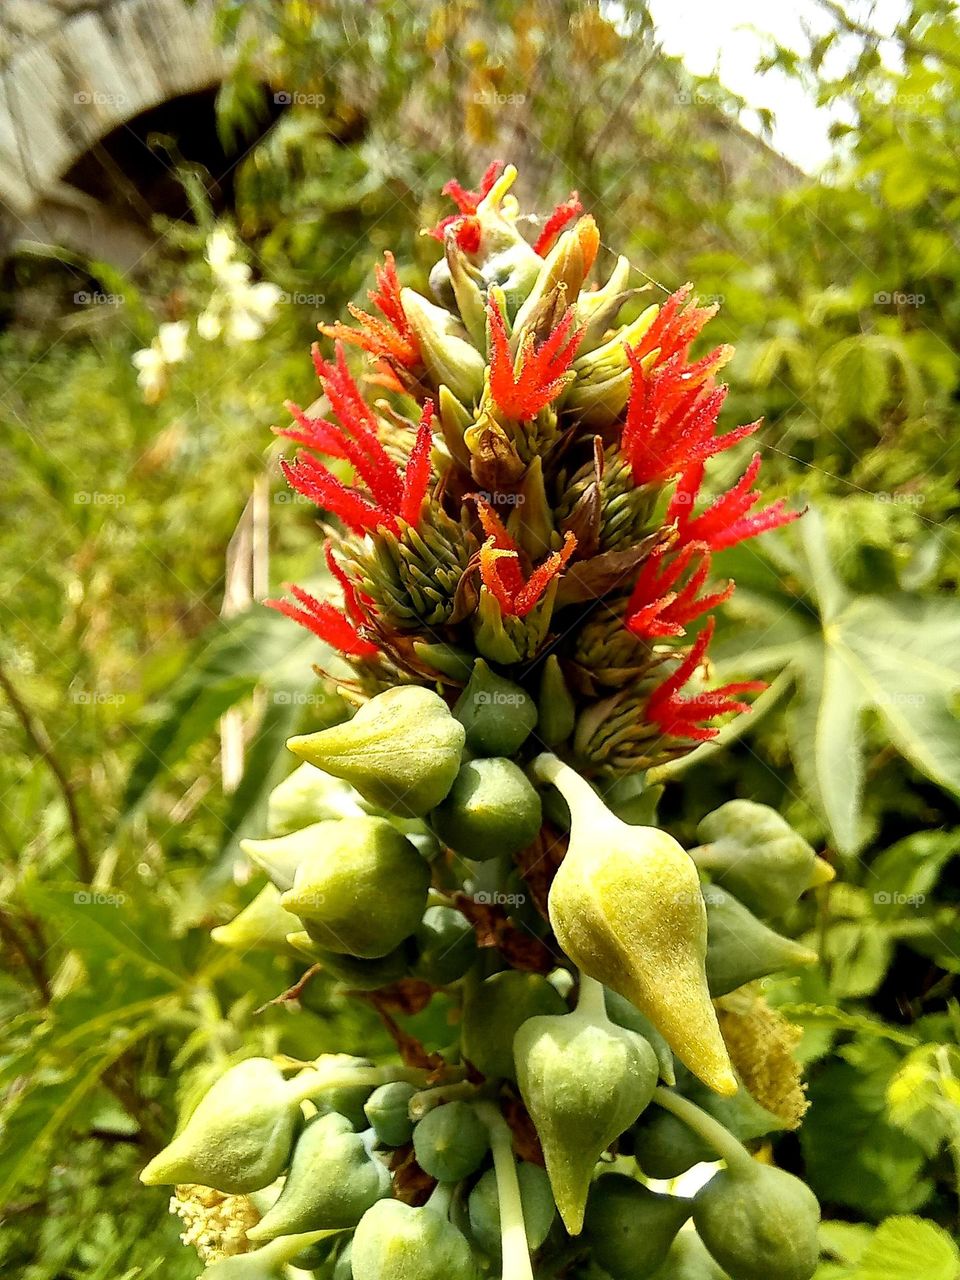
left=0, top=659, right=93, bottom=882
left=0, top=909, right=51, bottom=1003
left=815, top=0, right=960, bottom=72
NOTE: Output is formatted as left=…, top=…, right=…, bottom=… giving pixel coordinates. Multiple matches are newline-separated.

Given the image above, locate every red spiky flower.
left=278, top=343, right=434, bottom=536
left=429, top=160, right=504, bottom=253
left=476, top=498, right=577, bottom=618
left=267, top=546, right=378, bottom=659
left=319, top=252, right=420, bottom=370
left=625, top=542, right=733, bottom=640
left=645, top=618, right=766, bottom=742
left=668, top=454, right=803, bottom=552
left=488, top=299, right=583, bottom=421
left=630, top=283, right=721, bottom=367
left=533, top=191, right=583, bottom=256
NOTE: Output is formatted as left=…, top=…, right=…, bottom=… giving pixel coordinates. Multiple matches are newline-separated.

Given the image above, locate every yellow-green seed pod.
left=400, top=287, right=487, bottom=405
left=583, top=1173, right=693, bottom=1279
left=352, top=1199, right=480, bottom=1280
left=704, top=886, right=818, bottom=997
left=287, top=687, right=465, bottom=817
left=532, top=754, right=736, bottom=1096
left=513, top=979, right=658, bottom=1234
left=430, top=758, right=542, bottom=860
left=281, top=817, right=430, bottom=959
left=462, top=970, right=567, bottom=1082
left=140, top=1058, right=299, bottom=1194
left=266, top=761, right=366, bottom=836
left=211, top=883, right=299, bottom=953
left=453, top=659, right=537, bottom=757
left=537, top=655, right=576, bottom=747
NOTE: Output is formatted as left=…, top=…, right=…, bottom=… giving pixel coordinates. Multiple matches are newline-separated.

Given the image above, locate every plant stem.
left=476, top=1101, right=535, bottom=1280
left=409, top=1079, right=481, bottom=1121
left=287, top=1064, right=432, bottom=1105
left=652, top=1087, right=753, bottom=1173
left=530, top=752, right=602, bottom=819
left=576, top=972, right=608, bottom=1025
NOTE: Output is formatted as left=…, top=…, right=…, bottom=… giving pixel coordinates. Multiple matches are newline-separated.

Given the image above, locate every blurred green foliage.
left=1, top=0, right=959, bottom=1275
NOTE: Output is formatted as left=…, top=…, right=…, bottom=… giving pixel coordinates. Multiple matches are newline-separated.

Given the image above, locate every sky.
left=646, top=0, right=909, bottom=172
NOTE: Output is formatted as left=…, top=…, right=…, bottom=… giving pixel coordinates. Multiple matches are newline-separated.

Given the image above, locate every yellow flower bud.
left=400, top=287, right=486, bottom=405
left=531, top=754, right=736, bottom=1096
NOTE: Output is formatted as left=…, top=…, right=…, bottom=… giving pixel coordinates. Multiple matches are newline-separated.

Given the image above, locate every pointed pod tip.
left=808, top=856, right=836, bottom=888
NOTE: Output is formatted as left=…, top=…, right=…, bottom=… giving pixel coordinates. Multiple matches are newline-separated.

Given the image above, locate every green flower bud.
left=211, top=883, right=299, bottom=952
left=267, top=761, right=365, bottom=837
left=461, top=970, right=567, bottom=1082
left=583, top=1174, right=693, bottom=1280
left=331, top=1238, right=353, bottom=1280
left=241, top=824, right=331, bottom=892
left=400, top=287, right=487, bottom=405
left=140, top=1059, right=299, bottom=1194
left=352, top=1199, right=480, bottom=1280
left=604, top=988, right=675, bottom=1086
left=412, top=905, right=478, bottom=986
left=650, top=1231, right=732, bottom=1280
left=537, top=655, right=576, bottom=748
left=305, top=1057, right=379, bottom=1130
left=248, top=1112, right=391, bottom=1242
left=453, top=659, right=537, bottom=756
left=631, top=1073, right=783, bottom=1180
left=364, top=1081, right=418, bottom=1147
left=514, top=979, right=658, bottom=1234
left=705, top=886, right=818, bottom=997
left=281, top=816, right=429, bottom=959
left=286, top=932, right=411, bottom=989
left=414, top=638, right=475, bottom=683
left=532, top=754, right=736, bottom=1097
left=288, top=687, right=465, bottom=817
left=413, top=1101, right=489, bottom=1182
left=430, top=759, right=542, bottom=860
left=573, top=254, right=633, bottom=353
left=564, top=308, right=658, bottom=425
left=468, top=1162, right=555, bottom=1256
left=693, top=801, right=828, bottom=919
left=692, top=1162, right=820, bottom=1280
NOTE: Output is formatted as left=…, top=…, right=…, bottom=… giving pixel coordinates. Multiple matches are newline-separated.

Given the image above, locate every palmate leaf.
left=855, top=1216, right=960, bottom=1280
left=711, top=508, right=960, bottom=853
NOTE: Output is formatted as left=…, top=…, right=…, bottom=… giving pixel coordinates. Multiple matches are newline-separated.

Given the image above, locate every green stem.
left=287, top=1065, right=432, bottom=1105
left=652, top=1087, right=753, bottom=1174
left=409, top=1080, right=482, bottom=1121
left=476, top=1102, right=535, bottom=1280
left=530, top=752, right=602, bottom=820
left=258, top=1227, right=338, bottom=1268
left=576, top=972, right=609, bottom=1025
left=425, top=1180, right=455, bottom=1217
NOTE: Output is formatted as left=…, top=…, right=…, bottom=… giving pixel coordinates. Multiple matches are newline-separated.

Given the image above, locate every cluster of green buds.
left=143, top=165, right=831, bottom=1280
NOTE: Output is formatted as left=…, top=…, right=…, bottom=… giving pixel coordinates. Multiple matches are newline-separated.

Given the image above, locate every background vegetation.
left=1, top=1, right=958, bottom=1276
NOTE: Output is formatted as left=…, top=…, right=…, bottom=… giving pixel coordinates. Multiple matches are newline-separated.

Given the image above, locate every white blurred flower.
left=198, top=226, right=282, bottom=344
left=132, top=321, right=189, bottom=404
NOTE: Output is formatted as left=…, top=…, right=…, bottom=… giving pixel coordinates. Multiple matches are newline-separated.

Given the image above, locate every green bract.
left=461, top=970, right=567, bottom=1082
left=140, top=1058, right=299, bottom=1194
left=583, top=1174, right=693, bottom=1279
left=430, top=758, right=542, bottom=860
left=281, top=816, right=430, bottom=958
left=412, top=1101, right=489, bottom=1182
left=364, top=1081, right=418, bottom=1147
left=287, top=686, right=465, bottom=816
left=453, top=658, right=538, bottom=755
left=247, top=1111, right=391, bottom=1241
left=467, top=1162, right=556, bottom=1256
left=514, top=983, right=658, bottom=1234
left=693, top=1162, right=820, bottom=1280
left=351, top=1199, right=480, bottom=1280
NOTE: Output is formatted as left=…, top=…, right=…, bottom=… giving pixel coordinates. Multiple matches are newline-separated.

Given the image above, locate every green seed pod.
left=468, top=1162, right=556, bottom=1256
left=413, top=1101, right=489, bottom=1182
left=287, top=687, right=465, bottom=818
left=631, top=1071, right=784, bottom=1181
left=537, top=655, right=577, bottom=747
left=692, top=1162, right=820, bottom=1280
left=364, top=1081, right=418, bottom=1147
left=649, top=1231, right=732, bottom=1280
left=532, top=754, right=736, bottom=1096
left=430, top=758, right=542, bottom=860
left=693, top=801, right=827, bottom=919
left=514, top=988, right=658, bottom=1234
left=241, top=824, right=334, bottom=892
left=211, top=883, right=299, bottom=952
left=140, top=1058, right=299, bottom=1194
left=583, top=1174, right=693, bottom=1280
left=286, top=932, right=411, bottom=989
left=352, top=1199, right=480, bottom=1280
left=705, top=886, right=818, bottom=997
left=331, top=1239, right=353, bottom=1280
left=412, top=905, right=478, bottom=986
left=310, top=1060, right=378, bottom=1131
left=399, top=287, right=487, bottom=406
left=604, top=988, right=675, bottom=1086
left=248, top=1112, right=391, bottom=1242
left=267, top=761, right=366, bottom=836
left=462, top=970, right=567, bottom=1082
left=453, top=659, right=537, bottom=756
left=287, top=1236, right=340, bottom=1272
left=281, top=817, right=430, bottom=958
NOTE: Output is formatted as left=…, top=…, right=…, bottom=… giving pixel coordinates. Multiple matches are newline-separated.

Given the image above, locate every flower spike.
left=488, top=299, right=584, bottom=421
left=646, top=618, right=766, bottom=741
left=626, top=542, right=734, bottom=640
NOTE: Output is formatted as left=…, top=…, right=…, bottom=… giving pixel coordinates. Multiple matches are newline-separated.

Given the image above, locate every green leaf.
left=855, top=1217, right=959, bottom=1280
